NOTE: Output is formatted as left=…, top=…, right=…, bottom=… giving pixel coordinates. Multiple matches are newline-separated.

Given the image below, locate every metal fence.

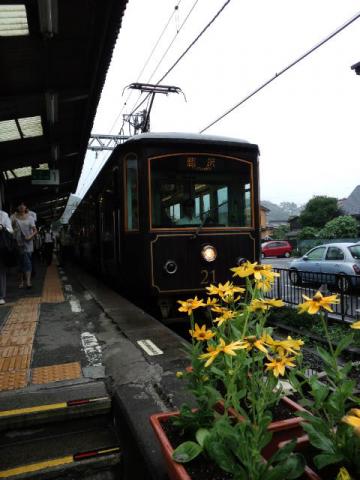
left=265, top=268, right=360, bottom=322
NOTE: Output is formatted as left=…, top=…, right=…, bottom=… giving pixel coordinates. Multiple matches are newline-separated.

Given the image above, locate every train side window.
left=125, top=154, right=139, bottom=230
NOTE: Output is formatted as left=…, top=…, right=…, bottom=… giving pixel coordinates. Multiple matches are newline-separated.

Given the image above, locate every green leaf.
left=172, top=441, right=203, bottom=463
left=205, top=439, right=238, bottom=474
left=265, top=453, right=305, bottom=480
left=195, top=428, right=210, bottom=447
left=302, top=423, right=334, bottom=452
left=335, top=334, right=354, bottom=357
left=268, top=439, right=296, bottom=465
left=317, top=346, right=335, bottom=367
left=313, top=452, right=344, bottom=470
left=210, top=366, right=226, bottom=379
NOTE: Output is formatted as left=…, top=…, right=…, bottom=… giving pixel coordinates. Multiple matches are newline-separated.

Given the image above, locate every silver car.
left=289, top=242, right=360, bottom=292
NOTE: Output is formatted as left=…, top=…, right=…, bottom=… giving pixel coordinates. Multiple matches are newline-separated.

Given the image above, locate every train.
left=71, top=132, right=261, bottom=318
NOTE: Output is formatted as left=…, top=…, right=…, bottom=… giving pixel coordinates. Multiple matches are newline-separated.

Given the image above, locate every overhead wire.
left=76, top=1, right=184, bottom=197
left=200, top=10, right=360, bottom=133
left=108, top=0, right=184, bottom=136
left=128, top=0, right=233, bottom=117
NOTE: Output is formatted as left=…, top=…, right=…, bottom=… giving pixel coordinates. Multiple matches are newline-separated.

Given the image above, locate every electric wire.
left=200, top=10, right=360, bottom=133
left=128, top=0, right=233, bottom=117
left=108, top=0, right=184, bottom=136
left=146, top=0, right=200, bottom=84
left=77, top=1, right=184, bottom=197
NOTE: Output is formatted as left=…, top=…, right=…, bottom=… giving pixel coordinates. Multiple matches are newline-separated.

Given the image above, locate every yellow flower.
left=298, top=291, right=339, bottom=315
left=176, top=371, right=184, bottom=378
left=199, top=344, right=221, bottom=367
left=206, top=297, right=220, bottom=308
left=189, top=323, right=215, bottom=341
left=199, top=338, right=243, bottom=367
left=336, top=467, right=351, bottom=480
left=267, top=336, right=304, bottom=355
left=351, top=320, right=360, bottom=329
left=238, top=335, right=269, bottom=354
left=206, top=281, right=244, bottom=299
left=255, top=278, right=273, bottom=292
left=342, top=408, right=360, bottom=436
left=213, top=309, right=236, bottom=326
left=177, top=296, right=206, bottom=315
left=265, top=356, right=296, bottom=377
left=231, top=262, right=279, bottom=282
left=249, top=298, right=284, bottom=313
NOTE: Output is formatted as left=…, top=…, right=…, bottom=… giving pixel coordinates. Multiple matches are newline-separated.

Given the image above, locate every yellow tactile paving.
left=0, top=345, right=32, bottom=358
left=0, top=355, right=31, bottom=372
left=31, top=362, right=81, bottom=385
left=42, top=265, right=65, bottom=303
left=0, top=266, right=71, bottom=391
left=0, top=370, right=28, bottom=390
left=1, top=324, right=37, bottom=337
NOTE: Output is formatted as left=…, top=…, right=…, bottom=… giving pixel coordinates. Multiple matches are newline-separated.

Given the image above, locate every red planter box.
left=150, top=397, right=306, bottom=480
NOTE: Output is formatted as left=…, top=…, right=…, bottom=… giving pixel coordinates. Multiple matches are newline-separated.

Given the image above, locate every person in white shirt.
left=176, top=199, right=200, bottom=225
left=0, top=209, right=13, bottom=304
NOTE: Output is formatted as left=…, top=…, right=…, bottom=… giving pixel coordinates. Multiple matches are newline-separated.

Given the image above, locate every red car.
left=261, top=241, right=292, bottom=258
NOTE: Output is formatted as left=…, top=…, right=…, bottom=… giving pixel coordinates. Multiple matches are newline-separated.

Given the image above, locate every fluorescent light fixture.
left=45, top=91, right=58, bottom=124
left=18, top=116, right=43, bottom=138
left=0, top=4, right=29, bottom=37
left=0, top=119, right=21, bottom=142
left=0, top=116, right=43, bottom=142
left=38, top=0, right=58, bottom=37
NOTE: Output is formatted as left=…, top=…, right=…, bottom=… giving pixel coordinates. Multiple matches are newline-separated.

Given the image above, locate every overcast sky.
left=75, top=0, right=360, bottom=207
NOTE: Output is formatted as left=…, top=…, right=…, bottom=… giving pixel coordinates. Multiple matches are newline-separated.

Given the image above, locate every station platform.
left=0, top=258, right=193, bottom=479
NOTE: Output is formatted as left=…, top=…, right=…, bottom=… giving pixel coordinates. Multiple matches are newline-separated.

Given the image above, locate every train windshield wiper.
left=191, top=201, right=228, bottom=239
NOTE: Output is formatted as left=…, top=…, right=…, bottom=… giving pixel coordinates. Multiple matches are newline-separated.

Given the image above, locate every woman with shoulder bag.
left=0, top=208, right=14, bottom=304
left=12, top=203, right=37, bottom=289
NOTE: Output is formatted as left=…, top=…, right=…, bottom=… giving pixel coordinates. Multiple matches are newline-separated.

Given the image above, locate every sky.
left=75, top=0, right=360, bottom=207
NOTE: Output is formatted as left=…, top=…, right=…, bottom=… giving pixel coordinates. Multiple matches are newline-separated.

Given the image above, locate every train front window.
left=150, top=154, right=253, bottom=228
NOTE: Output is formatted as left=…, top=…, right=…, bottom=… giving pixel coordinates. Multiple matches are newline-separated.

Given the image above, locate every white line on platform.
left=69, top=298, right=82, bottom=313
left=81, top=332, right=103, bottom=366
left=137, top=339, right=163, bottom=356
left=83, top=292, right=93, bottom=301
left=64, top=284, right=73, bottom=292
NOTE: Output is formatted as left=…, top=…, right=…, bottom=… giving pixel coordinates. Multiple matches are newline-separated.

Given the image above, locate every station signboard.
left=31, top=169, right=60, bottom=185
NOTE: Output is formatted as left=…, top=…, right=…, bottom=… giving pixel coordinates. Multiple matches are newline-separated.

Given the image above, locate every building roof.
left=341, top=185, right=360, bottom=216
left=0, top=0, right=128, bottom=221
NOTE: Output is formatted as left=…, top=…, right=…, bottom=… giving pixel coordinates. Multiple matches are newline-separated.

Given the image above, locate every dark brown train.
left=71, top=132, right=261, bottom=318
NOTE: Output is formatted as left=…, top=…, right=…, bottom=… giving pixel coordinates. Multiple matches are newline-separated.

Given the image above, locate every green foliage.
left=319, top=215, right=359, bottom=239
left=272, top=224, right=290, bottom=240
left=298, top=226, right=319, bottom=239
left=289, top=312, right=360, bottom=476
left=172, top=440, right=203, bottom=463
left=299, top=196, right=340, bottom=228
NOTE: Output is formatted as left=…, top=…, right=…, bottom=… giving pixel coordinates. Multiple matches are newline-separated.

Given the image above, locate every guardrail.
left=266, top=268, right=360, bottom=322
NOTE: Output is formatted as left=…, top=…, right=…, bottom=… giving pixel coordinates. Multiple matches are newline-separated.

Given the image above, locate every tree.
left=272, top=224, right=290, bottom=240
left=299, top=196, right=340, bottom=228
left=298, top=227, right=319, bottom=239
left=319, top=215, right=359, bottom=239
left=279, top=202, right=300, bottom=217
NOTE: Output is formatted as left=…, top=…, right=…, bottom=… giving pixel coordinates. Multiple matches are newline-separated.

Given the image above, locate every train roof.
left=123, top=132, right=259, bottom=150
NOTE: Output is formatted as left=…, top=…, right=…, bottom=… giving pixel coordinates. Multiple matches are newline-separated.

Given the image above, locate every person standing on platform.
left=12, top=203, right=37, bottom=289
left=0, top=209, right=13, bottom=305
left=59, top=224, right=73, bottom=266
left=42, top=225, right=55, bottom=265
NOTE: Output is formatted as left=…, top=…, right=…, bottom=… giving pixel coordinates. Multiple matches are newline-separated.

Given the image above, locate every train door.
left=112, top=166, right=122, bottom=269
left=99, top=172, right=118, bottom=278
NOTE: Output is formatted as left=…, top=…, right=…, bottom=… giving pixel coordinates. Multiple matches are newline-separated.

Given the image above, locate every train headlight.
left=164, top=260, right=178, bottom=275
left=201, top=245, right=217, bottom=262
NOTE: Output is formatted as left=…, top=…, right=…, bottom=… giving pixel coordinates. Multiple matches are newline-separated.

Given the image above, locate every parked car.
left=288, top=242, right=360, bottom=292
left=261, top=240, right=292, bottom=258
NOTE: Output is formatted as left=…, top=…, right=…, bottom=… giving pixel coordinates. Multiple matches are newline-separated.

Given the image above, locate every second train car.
left=71, top=132, right=260, bottom=318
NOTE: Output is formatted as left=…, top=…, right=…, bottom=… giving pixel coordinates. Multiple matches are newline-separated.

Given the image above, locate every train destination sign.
left=186, top=156, right=216, bottom=171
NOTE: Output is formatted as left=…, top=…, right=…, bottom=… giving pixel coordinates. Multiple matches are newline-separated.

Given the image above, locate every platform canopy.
left=0, top=0, right=127, bottom=222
